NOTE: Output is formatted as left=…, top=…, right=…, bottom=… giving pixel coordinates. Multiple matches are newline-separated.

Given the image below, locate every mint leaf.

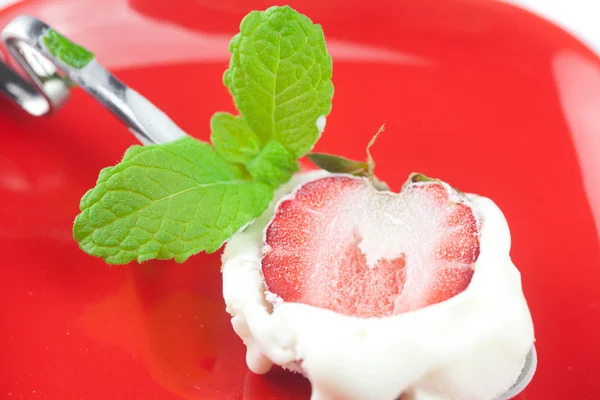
left=307, top=153, right=369, bottom=175
left=73, top=137, right=273, bottom=264
left=223, top=5, right=334, bottom=158
left=42, top=29, right=94, bottom=69
left=246, top=141, right=299, bottom=187
left=210, top=112, right=261, bottom=164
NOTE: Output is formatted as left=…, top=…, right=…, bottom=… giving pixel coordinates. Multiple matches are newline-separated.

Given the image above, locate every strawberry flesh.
left=262, top=175, right=479, bottom=318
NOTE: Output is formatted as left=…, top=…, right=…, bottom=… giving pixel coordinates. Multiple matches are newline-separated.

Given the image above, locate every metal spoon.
left=0, top=15, right=186, bottom=145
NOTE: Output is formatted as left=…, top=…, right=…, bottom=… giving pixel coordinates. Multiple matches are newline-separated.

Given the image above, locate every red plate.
left=1, top=0, right=599, bottom=399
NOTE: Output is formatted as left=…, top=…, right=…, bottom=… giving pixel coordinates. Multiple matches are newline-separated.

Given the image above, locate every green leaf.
left=42, top=28, right=94, bottom=69
left=210, top=112, right=261, bottom=164
left=73, top=137, right=273, bottom=264
left=223, top=5, right=334, bottom=158
left=307, top=153, right=369, bottom=175
left=246, top=141, right=299, bottom=187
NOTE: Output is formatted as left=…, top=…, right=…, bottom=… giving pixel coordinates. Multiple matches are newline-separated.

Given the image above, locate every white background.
left=502, top=0, right=600, bottom=55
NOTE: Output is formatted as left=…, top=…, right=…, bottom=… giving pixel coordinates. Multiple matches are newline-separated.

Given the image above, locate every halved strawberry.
left=261, top=174, right=480, bottom=318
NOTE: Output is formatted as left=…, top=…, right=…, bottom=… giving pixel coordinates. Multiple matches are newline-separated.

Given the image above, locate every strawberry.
left=261, top=174, right=480, bottom=318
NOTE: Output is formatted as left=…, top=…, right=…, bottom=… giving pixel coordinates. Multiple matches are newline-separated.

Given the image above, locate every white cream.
left=316, top=115, right=327, bottom=134
left=222, top=171, right=535, bottom=400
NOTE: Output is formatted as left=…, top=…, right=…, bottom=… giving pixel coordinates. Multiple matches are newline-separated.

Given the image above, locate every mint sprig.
left=222, top=6, right=334, bottom=158
left=246, top=141, right=299, bottom=187
left=210, top=113, right=261, bottom=164
left=73, top=6, right=334, bottom=264
left=74, top=138, right=273, bottom=264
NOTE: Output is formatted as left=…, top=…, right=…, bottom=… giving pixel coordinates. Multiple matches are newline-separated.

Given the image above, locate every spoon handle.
left=0, top=15, right=187, bottom=145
